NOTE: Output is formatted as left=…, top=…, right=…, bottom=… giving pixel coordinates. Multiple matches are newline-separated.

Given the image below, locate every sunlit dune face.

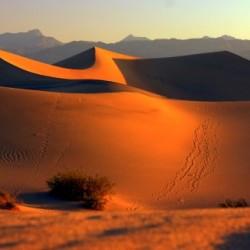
left=0, top=86, right=249, bottom=210
left=0, top=48, right=138, bottom=85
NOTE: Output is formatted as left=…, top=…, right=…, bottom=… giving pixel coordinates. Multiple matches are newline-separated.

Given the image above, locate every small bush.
left=0, top=191, right=18, bottom=210
left=47, top=170, right=115, bottom=210
left=219, top=198, right=249, bottom=208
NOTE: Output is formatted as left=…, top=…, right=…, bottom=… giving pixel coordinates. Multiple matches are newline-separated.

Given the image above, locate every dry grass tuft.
left=47, top=170, right=115, bottom=210
left=219, top=198, right=249, bottom=208
left=0, top=191, right=19, bottom=210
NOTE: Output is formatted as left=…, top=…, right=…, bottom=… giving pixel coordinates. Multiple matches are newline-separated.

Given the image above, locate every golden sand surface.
left=1, top=208, right=250, bottom=250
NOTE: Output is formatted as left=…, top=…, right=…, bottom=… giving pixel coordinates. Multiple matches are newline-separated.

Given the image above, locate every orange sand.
left=0, top=47, right=249, bottom=211
left=0, top=47, right=137, bottom=84
left=1, top=208, right=250, bottom=249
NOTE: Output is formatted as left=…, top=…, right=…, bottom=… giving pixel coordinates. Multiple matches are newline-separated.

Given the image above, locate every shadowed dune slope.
left=54, top=47, right=96, bottom=69
left=116, top=51, right=250, bottom=101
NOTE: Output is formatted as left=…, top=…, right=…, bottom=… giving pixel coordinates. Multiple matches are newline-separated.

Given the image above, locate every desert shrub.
left=219, top=198, right=249, bottom=208
left=47, top=170, right=115, bottom=210
left=0, top=191, right=18, bottom=210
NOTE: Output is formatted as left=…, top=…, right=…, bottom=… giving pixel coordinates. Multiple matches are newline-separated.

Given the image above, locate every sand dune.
left=0, top=47, right=139, bottom=92
left=0, top=47, right=137, bottom=84
left=54, top=49, right=250, bottom=101
left=116, top=51, right=250, bottom=101
left=0, top=87, right=249, bottom=210
left=0, top=48, right=249, bottom=211
left=1, top=48, right=249, bottom=101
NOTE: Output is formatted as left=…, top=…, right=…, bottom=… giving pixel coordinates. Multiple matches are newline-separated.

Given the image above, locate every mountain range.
left=0, top=29, right=62, bottom=55
left=1, top=29, right=250, bottom=63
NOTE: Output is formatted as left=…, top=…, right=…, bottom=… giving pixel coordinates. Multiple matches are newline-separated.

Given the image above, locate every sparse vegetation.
left=219, top=198, right=249, bottom=208
left=47, top=170, right=115, bottom=210
left=0, top=191, right=18, bottom=210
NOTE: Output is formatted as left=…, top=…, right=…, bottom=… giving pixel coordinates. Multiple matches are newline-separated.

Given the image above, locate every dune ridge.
left=1, top=48, right=250, bottom=101
left=0, top=47, right=137, bottom=84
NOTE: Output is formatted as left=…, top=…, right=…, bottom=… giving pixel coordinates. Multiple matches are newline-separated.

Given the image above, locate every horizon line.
left=0, top=29, right=249, bottom=44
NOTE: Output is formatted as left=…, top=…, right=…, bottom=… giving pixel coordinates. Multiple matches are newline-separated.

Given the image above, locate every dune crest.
left=1, top=48, right=249, bottom=100
left=0, top=47, right=137, bottom=84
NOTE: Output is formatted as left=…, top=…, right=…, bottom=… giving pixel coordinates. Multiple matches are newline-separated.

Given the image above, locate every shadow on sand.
left=0, top=242, right=23, bottom=248
left=215, top=227, right=250, bottom=250
left=18, top=192, right=83, bottom=211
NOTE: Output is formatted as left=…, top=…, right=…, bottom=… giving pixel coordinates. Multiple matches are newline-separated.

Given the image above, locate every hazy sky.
left=0, top=0, right=249, bottom=42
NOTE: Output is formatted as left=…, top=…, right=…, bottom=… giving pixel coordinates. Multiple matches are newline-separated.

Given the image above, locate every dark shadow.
left=98, top=223, right=162, bottom=238
left=18, top=192, right=84, bottom=211
left=0, top=225, right=31, bottom=231
left=164, top=216, right=173, bottom=224
left=86, top=215, right=103, bottom=220
left=101, top=227, right=130, bottom=237
left=115, top=51, right=250, bottom=101
left=0, top=242, right=22, bottom=248
left=53, top=240, right=83, bottom=250
left=215, top=227, right=250, bottom=250
left=54, top=47, right=95, bottom=69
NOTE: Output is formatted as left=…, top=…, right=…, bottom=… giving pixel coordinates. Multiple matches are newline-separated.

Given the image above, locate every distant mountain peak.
left=2, top=29, right=43, bottom=37
left=27, top=29, right=43, bottom=37
left=121, top=34, right=150, bottom=42
left=202, top=36, right=211, bottom=39
left=218, top=35, right=236, bottom=40
left=0, top=29, right=63, bottom=55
